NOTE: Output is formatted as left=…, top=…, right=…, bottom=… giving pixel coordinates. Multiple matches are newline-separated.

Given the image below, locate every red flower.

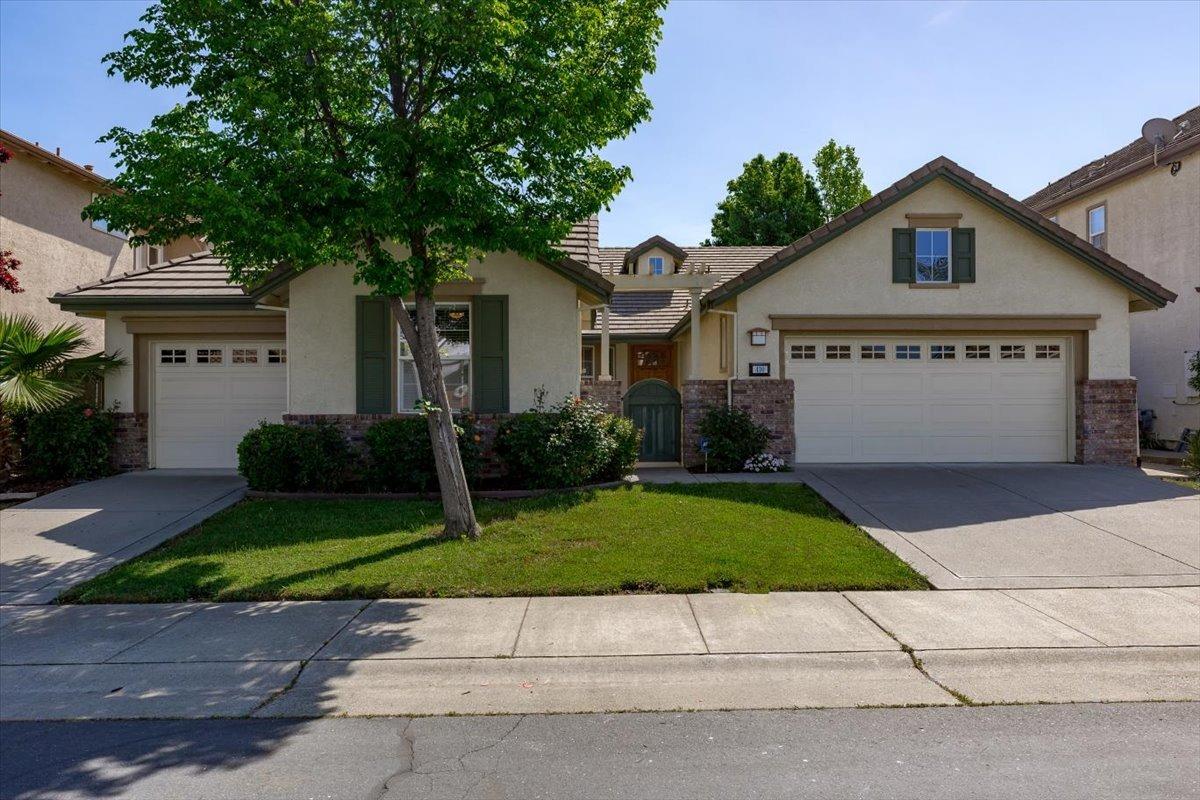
left=83, top=407, right=94, bottom=418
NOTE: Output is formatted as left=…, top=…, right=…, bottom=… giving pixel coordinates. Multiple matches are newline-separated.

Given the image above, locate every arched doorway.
left=624, top=379, right=681, bottom=462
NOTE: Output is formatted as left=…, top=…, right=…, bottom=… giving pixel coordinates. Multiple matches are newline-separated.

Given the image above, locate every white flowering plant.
left=743, top=453, right=789, bottom=473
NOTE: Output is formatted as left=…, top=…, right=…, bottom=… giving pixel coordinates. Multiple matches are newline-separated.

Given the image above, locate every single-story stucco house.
left=51, top=156, right=1176, bottom=470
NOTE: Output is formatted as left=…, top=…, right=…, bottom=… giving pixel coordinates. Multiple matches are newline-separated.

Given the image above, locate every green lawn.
left=63, top=484, right=928, bottom=602
left=1167, top=478, right=1200, bottom=492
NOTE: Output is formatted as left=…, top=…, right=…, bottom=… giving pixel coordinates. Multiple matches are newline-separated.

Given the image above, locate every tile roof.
left=1024, top=106, right=1200, bottom=211
left=0, top=128, right=111, bottom=187
left=558, top=216, right=600, bottom=269
left=587, top=245, right=779, bottom=336
left=52, top=252, right=255, bottom=306
left=704, top=156, right=1176, bottom=311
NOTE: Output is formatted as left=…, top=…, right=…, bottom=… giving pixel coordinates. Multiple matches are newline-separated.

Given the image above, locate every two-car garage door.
left=788, top=336, right=1070, bottom=463
left=154, top=341, right=287, bottom=468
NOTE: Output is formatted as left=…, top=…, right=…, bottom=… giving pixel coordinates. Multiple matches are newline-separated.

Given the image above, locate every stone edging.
left=246, top=477, right=638, bottom=502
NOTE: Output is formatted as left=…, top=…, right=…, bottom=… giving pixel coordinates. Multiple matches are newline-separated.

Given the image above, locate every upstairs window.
left=648, top=256, right=665, bottom=275
left=1087, top=204, right=1106, bottom=250
left=915, top=228, right=951, bottom=283
left=135, top=244, right=164, bottom=270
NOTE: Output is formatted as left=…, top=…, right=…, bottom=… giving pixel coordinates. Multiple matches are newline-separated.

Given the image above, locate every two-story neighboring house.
left=1024, top=107, right=1200, bottom=447
left=0, top=129, right=202, bottom=348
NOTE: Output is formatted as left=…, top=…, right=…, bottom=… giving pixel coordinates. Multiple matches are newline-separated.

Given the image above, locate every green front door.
left=624, top=379, right=681, bottom=462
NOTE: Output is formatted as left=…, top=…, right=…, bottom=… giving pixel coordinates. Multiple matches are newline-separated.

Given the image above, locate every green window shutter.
left=952, top=227, right=976, bottom=283
left=356, top=296, right=391, bottom=413
left=472, top=295, right=509, bottom=413
left=892, top=228, right=915, bottom=283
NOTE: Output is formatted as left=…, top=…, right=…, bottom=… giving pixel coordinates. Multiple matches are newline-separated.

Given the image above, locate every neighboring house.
left=1024, top=106, right=1200, bottom=447
left=51, top=156, right=1173, bottom=471
left=0, top=129, right=203, bottom=347
left=50, top=228, right=612, bottom=469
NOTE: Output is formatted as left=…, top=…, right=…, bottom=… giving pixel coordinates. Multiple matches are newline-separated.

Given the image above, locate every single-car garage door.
left=789, top=336, right=1069, bottom=463
left=154, top=341, right=287, bottom=468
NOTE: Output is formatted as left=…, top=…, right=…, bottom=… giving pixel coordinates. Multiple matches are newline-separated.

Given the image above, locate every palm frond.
left=0, top=371, right=76, bottom=413
left=0, top=313, right=128, bottom=412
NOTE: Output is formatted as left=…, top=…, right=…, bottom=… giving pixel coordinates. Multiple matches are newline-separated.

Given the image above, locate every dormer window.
left=648, top=256, right=665, bottom=275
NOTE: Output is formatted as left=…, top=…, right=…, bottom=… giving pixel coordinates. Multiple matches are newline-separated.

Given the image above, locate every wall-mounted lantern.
left=748, top=327, right=768, bottom=347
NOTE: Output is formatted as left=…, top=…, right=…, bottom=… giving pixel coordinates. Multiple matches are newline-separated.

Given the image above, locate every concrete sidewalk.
left=0, top=470, right=246, bottom=605
left=2, top=588, right=1197, bottom=720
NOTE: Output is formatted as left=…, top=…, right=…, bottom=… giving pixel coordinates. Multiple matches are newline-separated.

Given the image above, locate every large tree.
left=705, top=153, right=822, bottom=247
left=88, top=0, right=664, bottom=538
left=813, top=139, right=872, bottom=221
left=705, top=140, right=872, bottom=246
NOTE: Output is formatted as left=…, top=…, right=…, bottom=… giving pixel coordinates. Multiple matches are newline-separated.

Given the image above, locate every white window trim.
left=1087, top=203, right=1107, bottom=250
left=135, top=244, right=165, bottom=270
left=647, top=256, right=665, bottom=275
left=397, top=302, right=472, bottom=413
left=914, top=227, right=952, bottom=284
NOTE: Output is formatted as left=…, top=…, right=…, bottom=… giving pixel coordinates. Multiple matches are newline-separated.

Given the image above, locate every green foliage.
left=87, top=0, right=666, bottom=297
left=237, top=422, right=352, bottom=492
left=1, top=314, right=126, bottom=412
left=1186, top=431, right=1200, bottom=482
left=364, top=415, right=481, bottom=493
left=495, top=396, right=639, bottom=489
left=813, top=139, right=873, bottom=220
left=1188, top=351, right=1200, bottom=396
left=705, top=153, right=823, bottom=246
left=698, top=406, right=770, bottom=472
left=705, top=140, right=872, bottom=246
left=20, top=401, right=116, bottom=481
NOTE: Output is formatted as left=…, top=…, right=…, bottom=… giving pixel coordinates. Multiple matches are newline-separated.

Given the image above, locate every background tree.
left=88, top=0, right=664, bottom=538
left=813, top=139, right=872, bottom=221
left=705, top=140, right=873, bottom=246
left=704, top=153, right=822, bottom=246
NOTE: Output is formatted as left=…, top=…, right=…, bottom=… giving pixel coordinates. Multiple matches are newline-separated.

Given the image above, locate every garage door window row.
left=789, top=341, right=1062, bottom=364
left=157, top=346, right=287, bottom=366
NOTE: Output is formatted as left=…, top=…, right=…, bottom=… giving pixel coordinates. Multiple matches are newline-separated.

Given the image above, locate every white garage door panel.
left=154, top=341, right=287, bottom=469
left=789, top=336, right=1069, bottom=463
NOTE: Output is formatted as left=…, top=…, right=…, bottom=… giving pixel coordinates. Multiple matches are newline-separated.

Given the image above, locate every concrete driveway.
left=803, top=464, right=1200, bottom=589
left=0, top=471, right=245, bottom=604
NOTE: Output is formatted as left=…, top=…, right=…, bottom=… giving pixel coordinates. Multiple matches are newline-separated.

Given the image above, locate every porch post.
left=689, top=288, right=702, bottom=378
left=600, top=304, right=612, bottom=380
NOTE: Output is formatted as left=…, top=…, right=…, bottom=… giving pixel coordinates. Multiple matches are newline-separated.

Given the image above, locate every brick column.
left=1075, top=379, right=1138, bottom=466
left=111, top=412, right=149, bottom=472
left=681, top=380, right=727, bottom=467
left=731, top=379, right=795, bottom=462
left=580, top=379, right=624, bottom=416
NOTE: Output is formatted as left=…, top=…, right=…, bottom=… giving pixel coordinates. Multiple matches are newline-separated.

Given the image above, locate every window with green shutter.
left=471, top=295, right=509, bottom=413
left=356, top=296, right=392, bottom=413
left=892, top=228, right=915, bottom=283
left=952, top=227, right=976, bottom=283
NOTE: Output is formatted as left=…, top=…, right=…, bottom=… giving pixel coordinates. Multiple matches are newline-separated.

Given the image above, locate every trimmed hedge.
left=19, top=401, right=116, bottom=481
left=237, top=422, right=351, bottom=492
left=364, top=415, right=482, bottom=493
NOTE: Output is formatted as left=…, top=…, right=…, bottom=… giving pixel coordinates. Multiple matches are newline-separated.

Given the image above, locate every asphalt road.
left=2, top=703, right=1197, bottom=799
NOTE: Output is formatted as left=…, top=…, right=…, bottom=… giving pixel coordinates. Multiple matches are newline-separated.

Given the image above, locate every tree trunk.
left=390, top=293, right=482, bottom=539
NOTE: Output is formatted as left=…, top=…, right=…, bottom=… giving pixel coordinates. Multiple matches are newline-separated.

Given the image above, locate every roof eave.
left=50, top=296, right=260, bottom=312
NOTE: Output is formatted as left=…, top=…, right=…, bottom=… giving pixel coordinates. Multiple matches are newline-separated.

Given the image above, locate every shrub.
left=364, top=414, right=481, bottom=493
left=1186, top=431, right=1200, bottom=482
left=20, top=400, right=116, bottom=480
left=495, top=396, right=639, bottom=489
left=237, top=422, right=351, bottom=492
left=698, top=406, right=769, bottom=472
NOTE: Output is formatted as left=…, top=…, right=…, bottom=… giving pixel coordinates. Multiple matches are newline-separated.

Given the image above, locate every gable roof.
left=52, top=244, right=614, bottom=311
left=1024, top=106, right=1200, bottom=212
left=584, top=245, right=778, bottom=337
left=702, top=156, right=1177, bottom=311
left=622, top=235, right=689, bottom=271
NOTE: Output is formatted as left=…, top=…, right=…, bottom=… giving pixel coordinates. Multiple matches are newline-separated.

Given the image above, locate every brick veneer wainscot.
left=681, top=380, right=729, bottom=467
left=284, top=413, right=513, bottom=477
left=111, top=412, right=149, bottom=472
left=731, top=379, right=795, bottom=463
left=1075, top=379, right=1138, bottom=466
left=579, top=378, right=624, bottom=415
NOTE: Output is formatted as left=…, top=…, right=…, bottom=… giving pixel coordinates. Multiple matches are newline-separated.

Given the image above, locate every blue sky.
left=3, top=1, right=1198, bottom=246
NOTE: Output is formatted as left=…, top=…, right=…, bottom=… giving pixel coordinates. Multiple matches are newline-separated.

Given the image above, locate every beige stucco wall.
left=288, top=251, right=582, bottom=414
left=1043, top=152, right=1200, bottom=440
left=0, top=153, right=134, bottom=347
left=723, top=177, right=1137, bottom=381
left=633, top=246, right=679, bottom=275
left=675, top=310, right=731, bottom=381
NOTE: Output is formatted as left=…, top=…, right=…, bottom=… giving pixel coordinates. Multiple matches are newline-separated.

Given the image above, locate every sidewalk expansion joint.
left=684, top=594, right=712, bottom=654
